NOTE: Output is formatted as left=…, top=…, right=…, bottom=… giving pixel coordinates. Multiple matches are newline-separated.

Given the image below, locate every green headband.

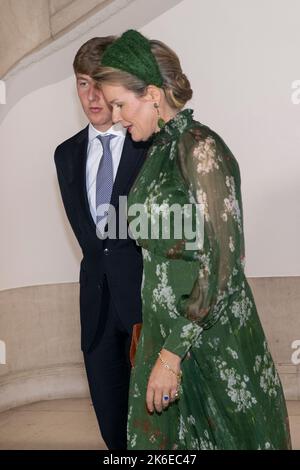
left=101, top=29, right=163, bottom=87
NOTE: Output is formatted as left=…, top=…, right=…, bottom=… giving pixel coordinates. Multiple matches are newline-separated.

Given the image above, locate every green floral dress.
left=127, top=109, right=291, bottom=450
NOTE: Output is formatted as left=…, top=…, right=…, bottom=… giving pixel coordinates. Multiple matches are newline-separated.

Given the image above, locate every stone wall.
left=0, top=0, right=112, bottom=76
left=0, top=278, right=299, bottom=412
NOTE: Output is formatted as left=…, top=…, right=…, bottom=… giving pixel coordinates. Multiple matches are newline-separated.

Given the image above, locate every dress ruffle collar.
left=152, top=108, right=194, bottom=143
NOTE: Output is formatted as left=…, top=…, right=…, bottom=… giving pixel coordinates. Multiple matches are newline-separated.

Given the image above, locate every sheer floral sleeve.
left=163, top=126, right=245, bottom=358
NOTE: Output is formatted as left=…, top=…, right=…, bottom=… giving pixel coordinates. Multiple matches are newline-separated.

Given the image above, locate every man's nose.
left=88, top=85, right=97, bottom=101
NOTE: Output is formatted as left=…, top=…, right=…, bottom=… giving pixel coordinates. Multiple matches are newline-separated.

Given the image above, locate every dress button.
left=104, top=248, right=109, bottom=255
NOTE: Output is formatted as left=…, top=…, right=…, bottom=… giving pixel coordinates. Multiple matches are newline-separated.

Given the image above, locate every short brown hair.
left=73, top=36, right=116, bottom=76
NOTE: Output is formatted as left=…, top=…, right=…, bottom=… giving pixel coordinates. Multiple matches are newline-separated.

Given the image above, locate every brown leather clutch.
left=129, top=323, right=142, bottom=367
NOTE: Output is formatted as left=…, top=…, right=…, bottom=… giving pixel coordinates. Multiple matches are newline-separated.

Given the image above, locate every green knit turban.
left=101, top=29, right=163, bottom=87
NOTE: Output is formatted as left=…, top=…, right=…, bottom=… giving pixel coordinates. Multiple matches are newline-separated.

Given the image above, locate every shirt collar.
left=88, top=122, right=126, bottom=143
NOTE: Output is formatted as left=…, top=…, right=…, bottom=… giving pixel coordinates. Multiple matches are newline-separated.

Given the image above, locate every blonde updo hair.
left=93, top=39, right=193, bottom=110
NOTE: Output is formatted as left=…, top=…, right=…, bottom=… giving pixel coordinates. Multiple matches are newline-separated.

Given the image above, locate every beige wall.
left=0, top=0, right=183, bottom=290
left=1, top=0, right=299, bottom=291
left=50, top=0, right=109, bottom=37
left=0, top=0, right=50, bottom=77
left=0, top=0, right=299, bottom=410
left=0, top=283, right=88, bottom=412
left=0, top=0, right=116, bottom=76
left=0, top=277, right=299, bottom=412
left=142, top=0, right=300, bottom=278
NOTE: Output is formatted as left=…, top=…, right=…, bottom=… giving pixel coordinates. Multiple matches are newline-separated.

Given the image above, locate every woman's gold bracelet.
left=158, top=352, right=182, bottom=382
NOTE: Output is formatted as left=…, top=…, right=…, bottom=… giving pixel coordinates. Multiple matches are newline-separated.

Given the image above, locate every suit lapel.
left=62, top=126, right=87, bottom=185
left=78, top=131, right=97, bottom=230
left=66, top=126, right=96, bottom=231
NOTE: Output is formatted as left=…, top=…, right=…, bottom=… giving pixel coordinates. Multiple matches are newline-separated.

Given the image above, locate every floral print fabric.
left=127, top=109, right=291, bottom=450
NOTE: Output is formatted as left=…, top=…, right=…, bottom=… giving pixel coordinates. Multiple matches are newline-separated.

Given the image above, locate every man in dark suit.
left=54, top=37, right=149, bottom=450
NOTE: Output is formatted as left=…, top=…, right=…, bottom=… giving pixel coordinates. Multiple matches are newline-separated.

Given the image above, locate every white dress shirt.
left=86, top=122, right=126, bottom=224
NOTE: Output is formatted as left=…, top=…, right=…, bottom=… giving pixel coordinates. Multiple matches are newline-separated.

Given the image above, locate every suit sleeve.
left=54, top=146, right=83, bottom=248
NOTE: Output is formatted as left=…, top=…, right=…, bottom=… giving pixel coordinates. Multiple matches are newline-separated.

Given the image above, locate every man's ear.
left=143, top=85, right=162, bottom=104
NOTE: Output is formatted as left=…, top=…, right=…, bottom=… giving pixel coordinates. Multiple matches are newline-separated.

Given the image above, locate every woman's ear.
left=143, top=85, right=162, bottom=104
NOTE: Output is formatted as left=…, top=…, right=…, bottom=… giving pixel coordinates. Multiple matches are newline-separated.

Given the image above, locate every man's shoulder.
left=55, top=125, right=89, bottom=157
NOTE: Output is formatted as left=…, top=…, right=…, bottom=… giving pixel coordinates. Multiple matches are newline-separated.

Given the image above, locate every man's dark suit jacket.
left=54, top=125, right=149, bottom=352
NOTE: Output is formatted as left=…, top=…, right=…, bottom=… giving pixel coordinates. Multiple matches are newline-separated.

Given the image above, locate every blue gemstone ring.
left=163, top=395, right=170, bottom=401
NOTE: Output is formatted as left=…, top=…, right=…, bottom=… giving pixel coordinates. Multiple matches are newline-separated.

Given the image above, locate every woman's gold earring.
left=154, top=103, right=165, bottom=129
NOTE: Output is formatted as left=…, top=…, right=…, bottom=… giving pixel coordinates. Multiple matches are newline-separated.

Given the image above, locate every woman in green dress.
left=94, top=30, right=291, bottom=450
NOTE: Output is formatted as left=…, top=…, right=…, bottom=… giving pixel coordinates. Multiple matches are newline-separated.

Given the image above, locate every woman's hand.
left=146, top=348, right=181, bottom=413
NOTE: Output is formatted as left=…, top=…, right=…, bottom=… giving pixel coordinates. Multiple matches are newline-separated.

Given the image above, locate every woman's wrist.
left=158, top=349, right=182, bottom=380
left=160, top=348, right=181, bottom=366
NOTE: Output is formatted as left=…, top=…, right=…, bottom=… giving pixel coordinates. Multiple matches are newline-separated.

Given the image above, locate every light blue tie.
left=95, top=134, right=116, bottom=235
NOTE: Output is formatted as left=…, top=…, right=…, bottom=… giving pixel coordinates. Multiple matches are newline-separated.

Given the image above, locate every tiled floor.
left=0, top=399, right=299, bottom=450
